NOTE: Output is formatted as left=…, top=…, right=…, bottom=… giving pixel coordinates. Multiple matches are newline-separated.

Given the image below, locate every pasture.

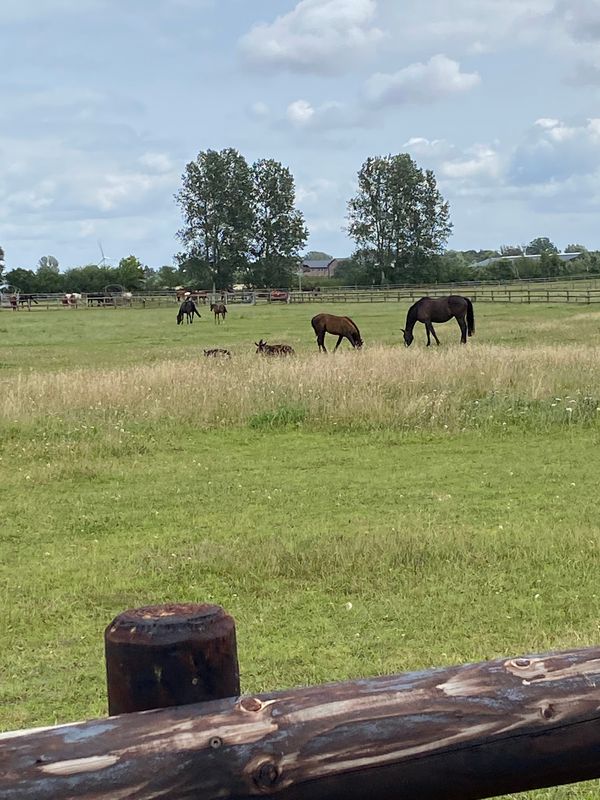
left=2, top=303, right=600, bottom=799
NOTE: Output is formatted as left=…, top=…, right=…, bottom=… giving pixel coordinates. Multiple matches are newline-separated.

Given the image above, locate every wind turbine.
left=97, top=241, right=113, bottom=268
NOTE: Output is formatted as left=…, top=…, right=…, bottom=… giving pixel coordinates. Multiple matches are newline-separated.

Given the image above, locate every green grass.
left=2, top=304, right=600, bottom=799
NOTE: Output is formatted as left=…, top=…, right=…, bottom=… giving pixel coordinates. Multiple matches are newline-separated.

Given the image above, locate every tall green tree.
left=4, top=268, right=37, bottom=293
left=247, top=159, right=308, bottom=287
left=35, top=257, right=64, bottom=292
left=526, top=237, right=558, bottom=255
left=347, top=154, right=452, bottom=283
left=175, top=148, right=254, bottom=290
left=114, top=255, right=145, bottom=290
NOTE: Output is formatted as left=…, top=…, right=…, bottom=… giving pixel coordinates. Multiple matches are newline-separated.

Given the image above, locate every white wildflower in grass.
left=344, top=602, right=353, bottom=611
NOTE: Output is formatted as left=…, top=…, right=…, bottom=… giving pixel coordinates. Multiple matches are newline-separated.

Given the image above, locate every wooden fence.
left=2, top=603, right=600, bottom=799
left=4, top=288, right=600, bottom=311
left=287, top=288, right=600, bottom=304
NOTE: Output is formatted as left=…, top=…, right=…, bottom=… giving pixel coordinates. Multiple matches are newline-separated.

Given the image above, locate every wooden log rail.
left=3, top=646, right=600, bottom=799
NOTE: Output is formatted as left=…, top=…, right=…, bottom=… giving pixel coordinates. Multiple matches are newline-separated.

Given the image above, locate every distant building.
left=300, top=258, right=348, bottom=277
left=471, top=253, right=581, bottom=269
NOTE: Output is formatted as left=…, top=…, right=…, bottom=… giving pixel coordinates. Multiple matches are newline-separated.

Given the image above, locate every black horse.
left=402, top=296, right=475, bottom=346
left=177, top=299, right=201, bottom=325
left=18, top=294, right=39, bottom=310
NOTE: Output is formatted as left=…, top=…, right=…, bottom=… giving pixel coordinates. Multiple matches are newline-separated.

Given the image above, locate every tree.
left=303, top=250, right=333, bottom=261
left=4, top=268, right=37, bottom=293
left=526, top=237, right=558, bottom=256
left=62, top=265, right=113, bottom=292
left=565, top=243, right=588, bottom=253
left=176, top=148, right=254, bottom=290
left=154, top=265, right=181, bottom=289
left=35, top=257, right=64, bottom=292
left=246, top=159, right=308, bottom=287
left=347, top=154, right=452, bottom=284
left=114, top=255, right=145, bottom=290
left=499, top=245, right=523, bottom=256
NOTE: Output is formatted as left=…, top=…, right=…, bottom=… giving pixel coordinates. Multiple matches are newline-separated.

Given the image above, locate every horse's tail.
left=466, top=298, right=475, bottom=336
left=194, top=305, right=201, bottom=318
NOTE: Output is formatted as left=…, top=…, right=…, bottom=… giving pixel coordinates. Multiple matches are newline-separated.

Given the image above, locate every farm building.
left=471, top=252, right=582, bottom=269
left=300, top=258, right=347, bottom=277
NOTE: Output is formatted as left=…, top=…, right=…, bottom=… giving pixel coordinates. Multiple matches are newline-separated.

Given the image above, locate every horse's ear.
left=401, top=328, right=405, bottom=333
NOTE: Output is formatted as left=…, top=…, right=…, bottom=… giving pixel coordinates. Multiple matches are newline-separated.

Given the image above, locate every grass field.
left=2, top=303, right=600, bottom=799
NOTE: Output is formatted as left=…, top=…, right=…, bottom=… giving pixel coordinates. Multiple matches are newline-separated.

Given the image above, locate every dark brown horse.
left=311, top=313, right=363, bottom=353
left=177, top=299, right=201, bottom=325
left=255, top=339, right=295, bottom=356
left=210, top=303, right=227, bottom=324
left=402, top=296, right=475, bottom=346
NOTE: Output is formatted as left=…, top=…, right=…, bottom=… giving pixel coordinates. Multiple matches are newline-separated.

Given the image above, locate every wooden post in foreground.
left=4, top=646, right=600, bottom=799
left=104, top=603, right=240, bottom=715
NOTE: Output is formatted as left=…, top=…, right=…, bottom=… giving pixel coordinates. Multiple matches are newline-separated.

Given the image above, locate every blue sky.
left=2, top=0, right=600, bottom=270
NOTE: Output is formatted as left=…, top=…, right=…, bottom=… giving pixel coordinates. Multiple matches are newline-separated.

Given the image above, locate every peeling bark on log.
left=3, top=647, right=600, bottom=799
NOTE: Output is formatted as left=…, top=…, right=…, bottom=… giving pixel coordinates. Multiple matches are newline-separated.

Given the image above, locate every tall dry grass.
left=1, top=344, right=599, bottom=431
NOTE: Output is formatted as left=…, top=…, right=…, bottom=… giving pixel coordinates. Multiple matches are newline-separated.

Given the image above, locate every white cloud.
left=365, top=54, right=480, bottom=106
left=138, top=152, right=174, bottom=174
left=553, top=0, right=600, bottom=41
left=441, top=145, right=501, bottom=180
left=287, top=100, right=316, bottom=127
left=239, top=0, right=383, bottom=75
left=509, top=118, right=600, bottom=185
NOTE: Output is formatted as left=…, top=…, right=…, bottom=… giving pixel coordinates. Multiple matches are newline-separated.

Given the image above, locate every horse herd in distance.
left=176, top=295, right=476, bottom=358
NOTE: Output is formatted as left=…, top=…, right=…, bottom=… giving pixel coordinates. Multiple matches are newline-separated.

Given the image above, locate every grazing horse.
left=255, top=339, right=295, bottom=356
left=210, top=303, right=227, bottom=324
left=204, top=348, right=231, bottom=358
left=177, top=298, right=201, bottom=325
left=311, top=313, right=363, bottom=353
left=402, top=296, right=475, bottom=346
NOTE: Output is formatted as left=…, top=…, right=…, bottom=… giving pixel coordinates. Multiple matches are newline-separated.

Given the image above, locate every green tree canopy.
left=246, top=158, right=308, bottom=288
left=4, top=268, right=38, bottom=293
left=176, top=148, right=254, bottom=290
left=303, top=250, right=333, bottom=261
left=525, top=237, right=558, bottom=255
left=347, top=153, right=452, bottom=283
left=114, top=255, right=145, bottom=290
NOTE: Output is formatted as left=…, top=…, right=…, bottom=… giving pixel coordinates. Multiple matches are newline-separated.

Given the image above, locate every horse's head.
left=401, top=328, right=414, bottom=347
left=255, top=339, right=266, bottom=353
left=355, top=336, right=364, bottom=349
left=210, top=303, right=215, bottom=311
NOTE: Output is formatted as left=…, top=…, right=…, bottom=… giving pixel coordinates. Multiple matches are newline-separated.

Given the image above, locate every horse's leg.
left=318, top=332, right=327, bottom=353
left=430, top=323, right=441, bottom=345
left=457, top=315, right=467, bottom=344
left=425, top=323, right=432, bottom=346
left=334, top=335, right=343, bottom=352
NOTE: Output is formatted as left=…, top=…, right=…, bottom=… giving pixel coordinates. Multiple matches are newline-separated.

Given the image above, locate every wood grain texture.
left=3, top=647, right=600, bottom=799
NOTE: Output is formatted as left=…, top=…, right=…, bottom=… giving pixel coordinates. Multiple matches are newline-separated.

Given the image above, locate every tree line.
left=2, top=149, right=599, bottom=292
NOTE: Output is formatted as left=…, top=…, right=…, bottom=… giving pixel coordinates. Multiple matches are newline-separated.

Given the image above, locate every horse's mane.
left=341, top=315, right=361, bottom=338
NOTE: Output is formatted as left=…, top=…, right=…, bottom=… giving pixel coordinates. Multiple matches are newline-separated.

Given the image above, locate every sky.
left=2, top=0, right=600, bottom=270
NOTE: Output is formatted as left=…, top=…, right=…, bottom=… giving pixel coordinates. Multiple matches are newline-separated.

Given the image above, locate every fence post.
left=104, top=603, right=240, bottom=715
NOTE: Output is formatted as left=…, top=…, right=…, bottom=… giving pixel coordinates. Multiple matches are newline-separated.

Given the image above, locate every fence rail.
left=4, top=287, right=600, bottom=310
left=288, top=288, right=600, bottom=304
left=2, top=604, right=600, bottom=800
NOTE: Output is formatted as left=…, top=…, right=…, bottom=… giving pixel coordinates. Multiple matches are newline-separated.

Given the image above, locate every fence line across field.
left=4, top=287, right=600, bottom=311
